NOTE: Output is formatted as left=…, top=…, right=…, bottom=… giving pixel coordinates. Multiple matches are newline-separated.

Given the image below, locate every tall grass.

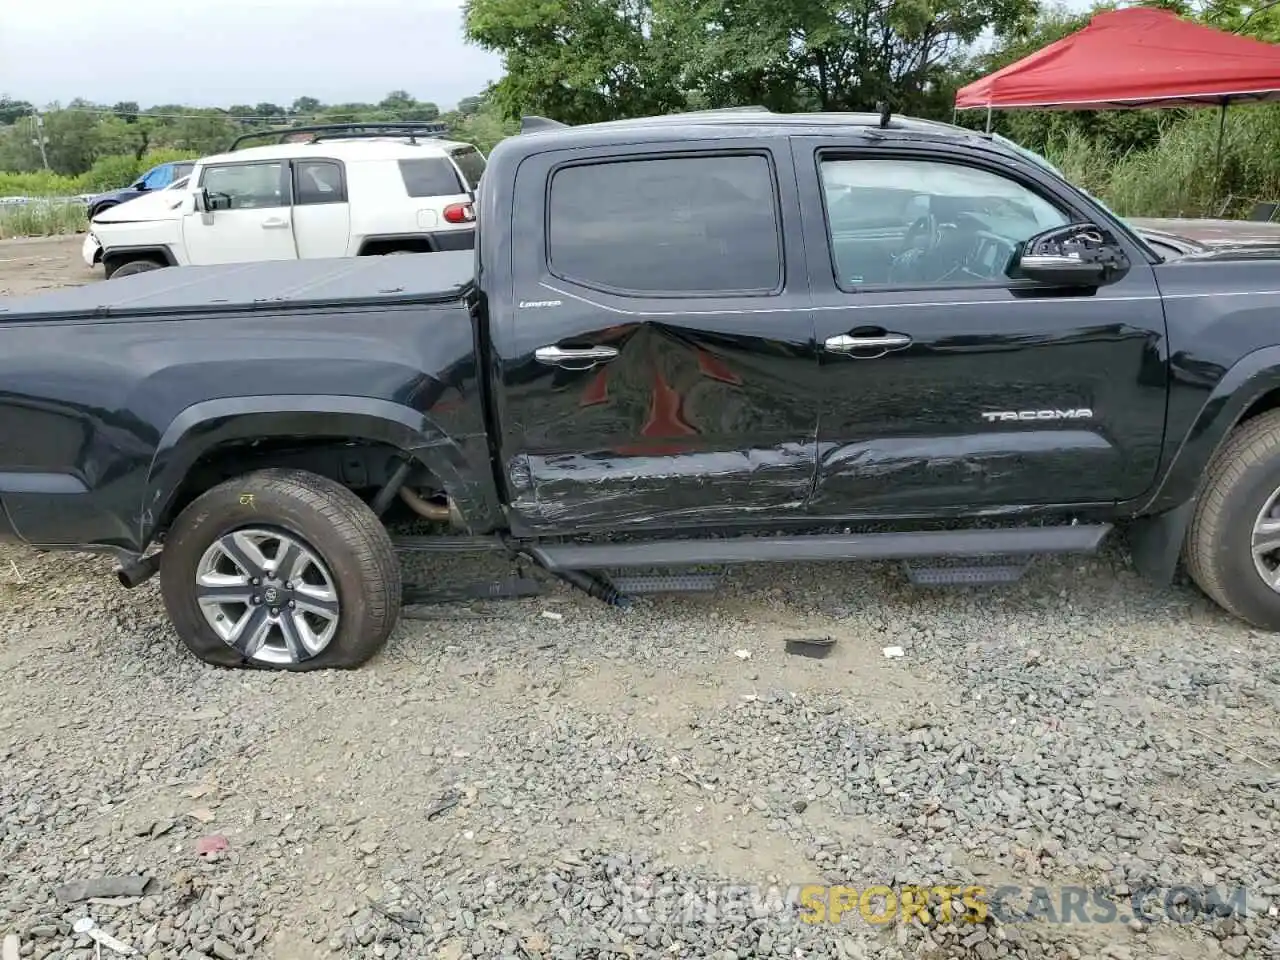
left=1047, top=105, right=1280, bottom=218
left=0, top=201, right=88, bottom=239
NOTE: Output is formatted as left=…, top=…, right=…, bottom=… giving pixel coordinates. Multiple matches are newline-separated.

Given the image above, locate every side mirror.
left=192, top=188, right=208, bottom=213
left=133, top=180, right=148, bottom=191
left=1012, top=223, right=1130, bottom=288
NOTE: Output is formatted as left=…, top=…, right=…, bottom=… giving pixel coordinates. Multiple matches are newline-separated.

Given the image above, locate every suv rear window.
left=449, top=147, right=486, bottom=190
left=397, top=158, right=464, bottom=198
left=547, top=153, right=783, bottom=295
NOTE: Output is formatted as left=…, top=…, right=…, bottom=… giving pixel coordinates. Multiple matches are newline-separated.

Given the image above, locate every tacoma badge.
left=981, top=409, right=1094, bottom=423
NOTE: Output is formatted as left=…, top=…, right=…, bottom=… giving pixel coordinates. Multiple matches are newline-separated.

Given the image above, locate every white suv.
left=87, top=122, right=485, bottom=279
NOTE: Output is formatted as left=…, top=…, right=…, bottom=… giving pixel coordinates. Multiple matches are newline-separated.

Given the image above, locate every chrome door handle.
left=535, top=345, right=619, bottom=368
left=261, top=217, right=290, bottom=229
left=824, top=333, right=912, bottom=356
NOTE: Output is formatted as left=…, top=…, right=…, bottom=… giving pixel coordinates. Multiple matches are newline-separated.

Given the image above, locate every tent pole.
left=986, top=105, right=993, bottom=132
left=1213, top=99, right=1229, bottom=216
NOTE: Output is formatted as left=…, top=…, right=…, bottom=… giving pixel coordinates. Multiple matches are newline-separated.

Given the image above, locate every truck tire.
left=1184, top=408, right=1280, bottom=630
left=108, top=259, right=163, bottom=279
left=159, top=468, right=402, bottom=670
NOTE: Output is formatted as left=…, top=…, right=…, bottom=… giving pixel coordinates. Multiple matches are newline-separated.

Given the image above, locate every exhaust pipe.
left=117, top=552, right=161, bottom=589
left=399, top=487, right=464, bottom=528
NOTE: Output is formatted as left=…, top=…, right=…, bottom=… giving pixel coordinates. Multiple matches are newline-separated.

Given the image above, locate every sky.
left=0, top=0, right=505, bottom=112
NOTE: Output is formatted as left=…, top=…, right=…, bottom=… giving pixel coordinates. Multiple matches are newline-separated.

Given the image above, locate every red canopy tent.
left=956, top=6, right=1280, bottom=114
left=954, top=6, right=1280, bottom=210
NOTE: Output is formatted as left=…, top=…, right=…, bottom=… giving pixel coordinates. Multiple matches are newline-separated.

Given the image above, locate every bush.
left=0, top=148, right=199, bottom=199
left=77, top=148, right=200, bottom=193
left=0, top=169, right=83, bottom=198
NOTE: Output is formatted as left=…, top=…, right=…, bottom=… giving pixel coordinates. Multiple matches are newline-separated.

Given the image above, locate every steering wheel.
left=889, top=213, right=941, bottom=283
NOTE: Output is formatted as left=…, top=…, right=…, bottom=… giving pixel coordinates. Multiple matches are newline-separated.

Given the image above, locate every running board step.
left=606, top=573, right=723, bottom=595
left=392, top=535, right=509, bottom=554
left=903, top=562, right=1028, bottom=586
left=402, top=577, right=544, bottom=604
left=531, top=525, right=1110, bottom=572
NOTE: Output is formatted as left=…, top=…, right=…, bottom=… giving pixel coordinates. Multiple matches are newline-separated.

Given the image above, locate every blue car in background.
left=86, top=160, right=195, bottom=220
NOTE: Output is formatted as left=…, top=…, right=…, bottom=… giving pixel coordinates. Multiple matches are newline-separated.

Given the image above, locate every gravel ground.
left=1, top=238, right=1279, bottom=960
left=0, top=236, right=93, bottom=297
left=2, top=540, right=1278, bottom=960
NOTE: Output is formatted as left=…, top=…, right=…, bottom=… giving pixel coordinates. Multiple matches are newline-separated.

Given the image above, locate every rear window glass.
left=397, top=158, right=464, bottom=198
left=547, top=154, right=783, bottom=295
left=175, top=162, right=195, bottom=179
left=449, top=147, right=486, bottom=189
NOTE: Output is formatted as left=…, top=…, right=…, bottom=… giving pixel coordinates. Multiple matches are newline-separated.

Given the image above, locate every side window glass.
left=141, top=166, right=168, bottom=189
left=818, top=158, right=1070, bottom=289
left=199, top=162, right=287, bottom=210
left=295, top=160, right=346, bottom=205
left=547, top=154, right=783, bottom=295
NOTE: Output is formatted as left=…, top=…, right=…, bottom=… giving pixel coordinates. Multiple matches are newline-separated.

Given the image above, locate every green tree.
left=687, top=0, right=1039, bottom=116
left=463, top=0, right=689, bottom=123
left=0, top=96, right=36, bottom=125
left=111, top=101, right=141, bottom=123
left=290, top=96, right=323, bottom=116
left=40, top=108, right=103, bottom=175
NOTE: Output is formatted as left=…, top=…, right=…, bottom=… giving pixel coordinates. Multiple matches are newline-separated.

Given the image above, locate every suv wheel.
left=108, top=259, right=164, bottom=279
left=159, top=469, right=402, bottom=670
left=1185, top=409, right=1280, bottom=629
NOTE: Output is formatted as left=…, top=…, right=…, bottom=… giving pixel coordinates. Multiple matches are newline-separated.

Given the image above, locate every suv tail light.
left=442, top=202, right=475, bottom=224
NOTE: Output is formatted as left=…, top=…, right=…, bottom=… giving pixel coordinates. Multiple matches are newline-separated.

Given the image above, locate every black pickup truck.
left=4, top=107, right=1280, bottom=670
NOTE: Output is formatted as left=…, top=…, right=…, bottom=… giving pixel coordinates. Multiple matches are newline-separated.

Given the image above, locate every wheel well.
left=154, top=437, right=440, bottom=538
left=1237, top=388, right=1280, bottom=428
left=359, top=237, right=434, bottom=256
left=104, top=251, right=168, bottom=275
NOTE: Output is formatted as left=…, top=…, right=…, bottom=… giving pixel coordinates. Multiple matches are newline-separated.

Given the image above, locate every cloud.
left=1, top=0, right=503, bottom=110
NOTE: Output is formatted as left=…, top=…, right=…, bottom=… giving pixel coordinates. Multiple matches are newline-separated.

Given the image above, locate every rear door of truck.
left=488, top=136, right=820, bottom=535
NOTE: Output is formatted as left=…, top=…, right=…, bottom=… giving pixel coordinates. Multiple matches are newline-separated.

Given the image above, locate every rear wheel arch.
left=142, top=397, right=495, bottom=544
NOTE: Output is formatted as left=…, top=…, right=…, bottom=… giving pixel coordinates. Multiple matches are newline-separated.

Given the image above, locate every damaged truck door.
left=492, top=140, right=819, bottom=533
left=792, top=137, right=1169, bottom=514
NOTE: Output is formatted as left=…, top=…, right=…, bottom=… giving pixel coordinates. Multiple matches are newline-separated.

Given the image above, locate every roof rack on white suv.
left=86, top=124, right=486, bottom=278
left=229, top=120, right=453, bottom=151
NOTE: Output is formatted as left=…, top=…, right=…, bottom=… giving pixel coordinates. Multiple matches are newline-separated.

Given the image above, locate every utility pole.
left=32, top=112, right=50, bottom=170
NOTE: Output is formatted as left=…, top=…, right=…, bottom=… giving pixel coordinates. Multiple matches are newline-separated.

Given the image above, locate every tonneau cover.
left=0, top=251, right=475, bottom=321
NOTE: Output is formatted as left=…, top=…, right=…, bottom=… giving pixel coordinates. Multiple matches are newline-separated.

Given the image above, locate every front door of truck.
left=791, top=135, right=1169, bottom=517
left=182, top=159, right=297, bottom=265
left=490, top=139, right=819, bottom=536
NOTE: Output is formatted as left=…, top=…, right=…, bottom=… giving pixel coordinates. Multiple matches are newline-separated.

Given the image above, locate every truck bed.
left=0, top=251, right=475, bottom=322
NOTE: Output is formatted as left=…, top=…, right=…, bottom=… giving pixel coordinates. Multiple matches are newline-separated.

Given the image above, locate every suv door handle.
left=535, top=345, right=619, bottom=368
left=824, top=333, right=912, bottom=356
left=261, top=217, right=290, bottom=229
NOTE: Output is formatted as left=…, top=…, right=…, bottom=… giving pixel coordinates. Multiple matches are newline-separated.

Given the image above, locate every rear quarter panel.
left=0, top=298, right=488, bottom=552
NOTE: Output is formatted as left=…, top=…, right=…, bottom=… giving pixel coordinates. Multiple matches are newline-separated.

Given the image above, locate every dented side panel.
left=492, top=137, right=821, bottom=533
